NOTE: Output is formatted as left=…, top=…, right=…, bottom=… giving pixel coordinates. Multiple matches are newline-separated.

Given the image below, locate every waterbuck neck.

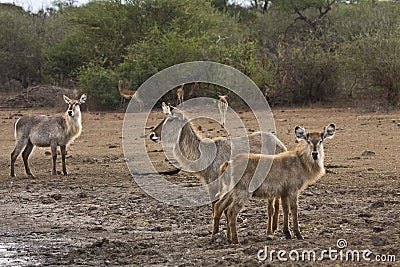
left=176, top=122, right=202, bottom=161
left=63, top=109, right=82, bottom=142
left=296, top=140, right=325, bottom=181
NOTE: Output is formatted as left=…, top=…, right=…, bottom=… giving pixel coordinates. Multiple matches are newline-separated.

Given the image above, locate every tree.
left=330, top=1, right=400, bottom=106
left=0, top=4, right=42, bottom=88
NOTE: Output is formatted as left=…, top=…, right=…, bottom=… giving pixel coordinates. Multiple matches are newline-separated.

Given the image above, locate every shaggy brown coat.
left=149, top=103, right=287, bottom=229
left=212, top=124, right=335, bottom=244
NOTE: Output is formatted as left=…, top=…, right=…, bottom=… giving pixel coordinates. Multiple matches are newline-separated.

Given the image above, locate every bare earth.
left=0, top=106, right=399, bottom=266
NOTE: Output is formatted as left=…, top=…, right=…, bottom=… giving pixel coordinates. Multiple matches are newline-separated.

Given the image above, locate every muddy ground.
left=0, top=105, right=399, bottom=266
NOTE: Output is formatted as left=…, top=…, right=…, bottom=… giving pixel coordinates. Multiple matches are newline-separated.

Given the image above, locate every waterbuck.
left=217, top=95, right=228, bottom=127
left=176, top=84, right=184, bottom=106
left=118, top=80, right=144, bottom=110
left=149, top=102, right=287, bottom=229
left=212, top=124, right=335, bottom=244
left=10, top=94, right=87, bottom=178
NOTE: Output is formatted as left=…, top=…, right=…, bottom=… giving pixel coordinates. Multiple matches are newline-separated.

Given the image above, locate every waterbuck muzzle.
left=149, top=132, right=160, bottom=143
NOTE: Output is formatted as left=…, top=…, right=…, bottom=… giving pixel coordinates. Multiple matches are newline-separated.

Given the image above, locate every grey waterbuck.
left=10, top=94, right=87, bottom=178
left=149, top=102, right=287, bottom=228
left=212, top=124, right=335, bottom=244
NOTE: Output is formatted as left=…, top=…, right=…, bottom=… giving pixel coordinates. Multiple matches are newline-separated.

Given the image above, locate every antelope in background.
left=218, top=95, right=228, bottom=126
left=212, top=124, right=335, bottom=244
left=10, top=94, right=87, bottom=178
left=188, top=82, right=198, bottom=99
left=117, top=80, right=144, bottom=111
left=149, top=103, right=287, bottom=222
left=176, top=84, right=184, bottom=106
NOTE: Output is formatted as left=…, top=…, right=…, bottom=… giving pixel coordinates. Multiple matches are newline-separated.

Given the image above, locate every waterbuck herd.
left=10, top=91, right=335, bottom=245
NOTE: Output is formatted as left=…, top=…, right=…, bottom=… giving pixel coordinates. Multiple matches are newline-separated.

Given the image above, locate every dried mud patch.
left=0, top=107, right=399, bottom=266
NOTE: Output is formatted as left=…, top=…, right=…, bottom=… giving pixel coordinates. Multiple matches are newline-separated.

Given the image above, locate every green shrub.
left=77, top=60, right=119, bottom=110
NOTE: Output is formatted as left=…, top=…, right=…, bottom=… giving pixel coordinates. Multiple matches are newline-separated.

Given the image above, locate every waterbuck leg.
left=60, top=145, right=67, bottom=175
left=10, top=139, right=28, bottom=177
left=212, top=193, right=232, bottom=240
left=224, top=209, right=231, bottom=239
left=290, top=194, right=304, bottom=240
left=266, top=198, right=275, bottom=239
left=22, top=140, right=35, bottom=177
left=272, top=197, right=280, bottom=232
left=226, top=204, right=240, bottom=245
left=281, top=195, right=293, bottom=239
left=51, top=142, right=57, bottom=175
left=211, top=200, right=231, bottom=237
left=212, top=199, right=226, bottom=237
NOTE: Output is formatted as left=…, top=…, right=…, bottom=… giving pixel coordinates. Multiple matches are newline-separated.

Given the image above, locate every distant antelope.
left=212, top=124, right=335, bottom=244
left=188, top=82, right=198, bottom=98
left=218, top=95, right=228, bottom=126
left=117, top=80, right=144, bottom=111
left=149, top=103, right=287, bottom=221
left=10, top=94, right=87, bottom=178
left=176, top=84, right=184, bottom=106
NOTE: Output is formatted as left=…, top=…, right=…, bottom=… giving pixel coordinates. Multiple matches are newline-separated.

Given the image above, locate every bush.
left=77, top=61, right=119, bottom=110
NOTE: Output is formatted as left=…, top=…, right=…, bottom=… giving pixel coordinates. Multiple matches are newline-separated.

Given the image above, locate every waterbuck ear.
left=162, top=102, right=171, bottom=115
left=295, top=126, right=307, bottom=141
left=323, top=123, right=335, bottom=140
left=63, top=95, right=71, bottom=104
left=168, top=103, right=176, bottom=110
left=79, top=94, right=87, bottom=104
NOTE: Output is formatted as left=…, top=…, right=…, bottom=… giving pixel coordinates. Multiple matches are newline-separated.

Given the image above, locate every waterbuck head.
left=149, top=102, right=189, bottom=144
left=295, top=124, right=335, bottom=160
left=63, top=94, right=87, bottom=117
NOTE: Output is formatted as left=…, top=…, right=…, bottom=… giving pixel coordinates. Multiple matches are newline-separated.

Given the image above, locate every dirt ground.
left=0, top=104, right=399, bottom=266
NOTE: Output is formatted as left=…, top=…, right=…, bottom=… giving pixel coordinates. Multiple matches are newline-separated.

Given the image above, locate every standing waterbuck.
left=118, top=80, right=144, bottom=111
left=217, top=95, right=228, bottom=127
left=10, top=94, right=87, bottom=178
left=176, top=84, right=184, bottom=106
left=212, top=124, right=335, bottom=244
left=149, top=103, right=287, bottom=225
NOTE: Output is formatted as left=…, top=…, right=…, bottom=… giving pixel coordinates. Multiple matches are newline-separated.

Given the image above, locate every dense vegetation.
left=1, top=0, right=400, bottom=109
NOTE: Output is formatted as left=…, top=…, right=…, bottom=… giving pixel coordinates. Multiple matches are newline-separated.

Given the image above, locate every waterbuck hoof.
left=63, top=172, right=68, bottom=176
left=211, top=233, right=232, bottom=244
left=230, top=240, right=241, bottom=246
left=295, top=233, right=304, bottom=240
left=284, top=230, right=293, bottom=239
left=229, top=238, right=241, bottom=245
left=27, top=174, right=36, bottom=179
left=266, top=234, right=274, bottom=240
left=10, top=173, right=15, bottom=177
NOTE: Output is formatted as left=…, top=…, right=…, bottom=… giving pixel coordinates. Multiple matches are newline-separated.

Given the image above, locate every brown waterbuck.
left=149, top=102, right=287, bottom=228
left=118, top=80, right=144, bottom=111
left=212, top=124, right=335, bottom=244
left=217, top=95, right=228, bottom=127
left=176, top=84, right=184, bottom=106
left=10, top=94, right=87, bottom=178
